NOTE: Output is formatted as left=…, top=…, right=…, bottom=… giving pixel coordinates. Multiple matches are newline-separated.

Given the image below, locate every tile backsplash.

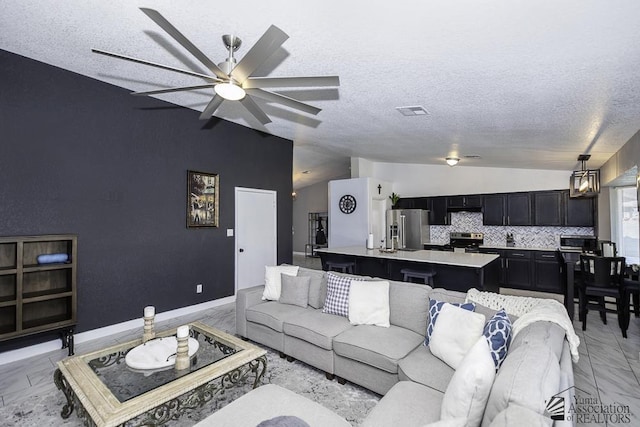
left=430, top=212, right=595, bottom=248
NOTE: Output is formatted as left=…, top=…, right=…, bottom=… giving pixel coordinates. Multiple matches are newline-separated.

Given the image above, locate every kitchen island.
left=316, top=246, right=501, bottom=292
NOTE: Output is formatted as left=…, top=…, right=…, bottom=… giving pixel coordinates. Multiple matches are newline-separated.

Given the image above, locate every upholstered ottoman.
left=194, top=384, right=351, bottom=427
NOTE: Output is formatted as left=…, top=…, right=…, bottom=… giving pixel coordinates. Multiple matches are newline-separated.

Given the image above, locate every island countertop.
left=315, top=246, right=499, bottom=269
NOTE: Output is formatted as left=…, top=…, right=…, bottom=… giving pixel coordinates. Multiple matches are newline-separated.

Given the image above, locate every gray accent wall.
left=0, top=50, right=292, bottom=349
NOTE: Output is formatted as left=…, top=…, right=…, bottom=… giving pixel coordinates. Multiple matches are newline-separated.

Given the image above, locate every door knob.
left=239, top=248, right=244, bottom=252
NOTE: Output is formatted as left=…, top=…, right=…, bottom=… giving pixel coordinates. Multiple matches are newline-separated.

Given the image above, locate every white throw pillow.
left=429, top=304, right=486, bottom=369
left=441, top=337, right=496, bottom=427
left=348, top=280, right=390, bottom=327
left=262, top=265, right=299, bottom=300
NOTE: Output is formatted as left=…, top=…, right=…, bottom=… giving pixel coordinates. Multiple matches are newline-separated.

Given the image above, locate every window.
left=611, top=187, right=639, bottom=264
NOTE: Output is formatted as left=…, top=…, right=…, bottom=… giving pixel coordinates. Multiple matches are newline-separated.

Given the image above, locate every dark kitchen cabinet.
left=482, top=194, right=506, bottom=225
left=564, top=192, right=596, bottom=227
left=533, top=251, right=563, bottom=293
left=504, top=250, right=532, bottom=288
left=428, top=197, right=449, bottom=225
left=479, top=248, right=505, bottom=283
left=447, top=195, right=483, bottom=209
left=534, top=191, right=563, bottom=226
left=506, top=193, right=532, bottom=226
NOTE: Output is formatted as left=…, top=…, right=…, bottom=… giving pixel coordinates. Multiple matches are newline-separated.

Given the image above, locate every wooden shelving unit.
left=306, top=212, right=328, bottom=257
left=0, top=235, right=77, bottom=352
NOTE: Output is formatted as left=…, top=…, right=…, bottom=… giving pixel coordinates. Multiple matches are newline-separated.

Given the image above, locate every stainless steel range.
left=449, top=232, right=484, bottom=253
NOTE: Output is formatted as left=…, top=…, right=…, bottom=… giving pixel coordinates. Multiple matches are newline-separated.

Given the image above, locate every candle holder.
left=174, top=325, right=190, bottom=371
left=142, top=306, right=155, bottom=343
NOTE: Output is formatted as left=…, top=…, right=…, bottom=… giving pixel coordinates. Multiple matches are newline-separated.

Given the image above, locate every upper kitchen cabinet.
left=533, top=191, right=563, bottom=226
left=506, top=193, right=532, bottom=225
left=482, top=194, right=507, bottom=225
left=447, top=195, right=483, bottom=210
left=564, top=191, right=596, bottom=227
left=483, top=192, right=532, bottom=226
left=428, top=196, right=450, bottom=225
left=396, top=197, right=429, bottom=210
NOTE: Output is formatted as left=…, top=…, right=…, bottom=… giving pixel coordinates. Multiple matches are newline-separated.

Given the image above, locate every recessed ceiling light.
left=395, top=106, right=429, bottom=116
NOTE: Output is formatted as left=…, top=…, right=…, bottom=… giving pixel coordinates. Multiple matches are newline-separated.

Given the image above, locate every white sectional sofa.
left=212, top=266, right=576, bottom=426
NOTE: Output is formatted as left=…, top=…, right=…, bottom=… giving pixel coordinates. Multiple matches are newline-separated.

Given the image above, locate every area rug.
left=0, top=345, right=379, bottom=426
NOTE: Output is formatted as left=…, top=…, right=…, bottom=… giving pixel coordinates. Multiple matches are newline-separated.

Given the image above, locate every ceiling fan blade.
left=243, top=76, right=340, bottom=89
left=245, top=89, right=321, bottom=115
left=231, top=25, right=289, bottom=84
left=199, top=95, right=224, bottom=120
left=140, top=8, right=228, bottom=80
left=240, top=96, right=272, bottom=125
left=92, top=49, right=219, bottom=81
left=132, top=83, right=217, bottom=96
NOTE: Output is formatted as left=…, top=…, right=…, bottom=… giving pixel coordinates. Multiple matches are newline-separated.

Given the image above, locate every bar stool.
left=326, top=261, right=355, bottom=274
left=401, top=268, right=436, bottom=286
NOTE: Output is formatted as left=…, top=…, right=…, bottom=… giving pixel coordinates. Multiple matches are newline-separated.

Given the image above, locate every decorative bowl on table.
left=125, top=336, right=199, bottom=372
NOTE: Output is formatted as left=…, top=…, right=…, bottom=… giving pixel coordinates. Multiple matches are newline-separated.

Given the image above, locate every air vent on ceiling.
left=396, top=106, right=429, bottom=116
left=464, top=155, right=482, bottom=159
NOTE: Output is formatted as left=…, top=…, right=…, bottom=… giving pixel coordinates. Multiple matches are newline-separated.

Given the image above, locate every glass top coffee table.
left=54, top=322, right=267, bottom=427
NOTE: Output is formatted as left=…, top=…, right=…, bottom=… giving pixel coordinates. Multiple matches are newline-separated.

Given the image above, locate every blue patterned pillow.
left=483, top=309, right=512, bottom=370
left=322, top=272, right=365, bottom=317
left=424, top=299, right=475, bottom=346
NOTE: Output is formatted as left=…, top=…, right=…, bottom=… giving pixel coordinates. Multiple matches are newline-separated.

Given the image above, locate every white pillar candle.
left=144, top=306, right=155, bottom=318
left=176, top=325, right=190, bottom=339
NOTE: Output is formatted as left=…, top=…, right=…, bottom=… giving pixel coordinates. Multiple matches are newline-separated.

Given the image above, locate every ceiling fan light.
left=215, top=82, right=246, bottom=101
left=446, top=157, right=460, bottom=166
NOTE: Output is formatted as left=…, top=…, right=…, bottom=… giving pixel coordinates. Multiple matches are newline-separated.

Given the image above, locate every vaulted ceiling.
left=3, top=1, right=640, bottom=188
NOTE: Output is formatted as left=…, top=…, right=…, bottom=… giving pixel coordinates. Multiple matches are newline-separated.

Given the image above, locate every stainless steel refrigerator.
left=386, top=209, right=430, bottom=250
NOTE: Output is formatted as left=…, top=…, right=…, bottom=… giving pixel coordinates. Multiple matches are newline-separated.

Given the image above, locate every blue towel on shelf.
left=37, top=253, right=69, bottom=264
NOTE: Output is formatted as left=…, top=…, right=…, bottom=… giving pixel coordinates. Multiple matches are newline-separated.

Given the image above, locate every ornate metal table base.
left=54, top=355, right=267, bottom=426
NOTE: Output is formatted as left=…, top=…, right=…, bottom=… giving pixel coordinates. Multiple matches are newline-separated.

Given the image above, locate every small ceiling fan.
left=92, top=8, right=340, bottom=124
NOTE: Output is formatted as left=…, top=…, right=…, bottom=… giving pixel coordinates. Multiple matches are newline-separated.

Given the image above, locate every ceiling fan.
left=92, top=8, right=340, bottom=124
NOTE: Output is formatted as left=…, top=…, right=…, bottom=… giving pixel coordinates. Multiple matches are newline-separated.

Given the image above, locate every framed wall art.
left=187, top=170, right=219, bottom=228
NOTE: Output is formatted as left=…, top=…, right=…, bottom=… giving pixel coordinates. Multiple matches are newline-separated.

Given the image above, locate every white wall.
left=351, top=158, right=572, bottom=196
left=328, top=177, right=392, bottom=248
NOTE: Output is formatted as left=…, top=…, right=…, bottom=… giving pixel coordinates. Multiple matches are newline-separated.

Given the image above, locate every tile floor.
left=0, top=254, right=638, bottom=426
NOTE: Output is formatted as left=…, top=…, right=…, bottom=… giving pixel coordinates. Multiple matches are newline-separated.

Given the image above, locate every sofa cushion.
left=425, top=300, right=475, bottom=346
left=246, top=301, right=309, bottom=332
left=279, top=274, right=310, bottom=308
left=489, top=404, right=552, bottom=427
left=429, top=304, right=486, bottom=369
left=398, top=345, right=454, bottom=393
left=509, top=321, right=565, bottom=361
left=361, top=381, right=443, bottom=427
left=283, top=309, right=353, bottom=350
left=263, top=265, right=299, bottom=300
left=387, top=280, right=431, bottom=335
left=323, top=272, right=366, bottom=317
left=441, top=337, right=495, bottom=426
left=428, top=288, right=468, bottom=304
left=333, top=325, right=423, bottom=374
left=483, top=309, right=513, bottom=370
left=349, top=280, right=390, bottom=327
left=482, top=344, right=561, bottom=426
left=297, top=268, right=327, bottom=309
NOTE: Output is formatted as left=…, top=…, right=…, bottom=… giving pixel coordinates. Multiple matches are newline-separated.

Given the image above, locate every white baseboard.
left=292, top=251, right=306, bottom=256
left=0, top=295, right=235, bottom=366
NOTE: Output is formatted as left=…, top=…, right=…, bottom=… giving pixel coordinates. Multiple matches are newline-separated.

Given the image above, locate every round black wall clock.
left=339, top=194, right=357, bottom=214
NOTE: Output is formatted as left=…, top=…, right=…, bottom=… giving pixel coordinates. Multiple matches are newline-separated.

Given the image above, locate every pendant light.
left=569, top=154, right=600, bottom=198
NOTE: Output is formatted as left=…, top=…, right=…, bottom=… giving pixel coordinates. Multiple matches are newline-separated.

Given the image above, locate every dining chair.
left=578, top=254, right=630, bottom=338
left=599, top=240, right=617, bottom=257
left=623, top=265, right=640, bottom=318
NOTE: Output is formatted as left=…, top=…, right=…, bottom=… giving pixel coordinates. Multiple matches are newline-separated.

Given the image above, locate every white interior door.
left=235, top=187, right=277, bottom=292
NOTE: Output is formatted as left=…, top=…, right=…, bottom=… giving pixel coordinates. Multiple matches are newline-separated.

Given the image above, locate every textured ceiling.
left=2, top=1, right=640, bottom=189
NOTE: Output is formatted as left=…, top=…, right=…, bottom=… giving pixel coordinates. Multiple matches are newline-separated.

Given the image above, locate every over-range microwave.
left=559, top=235, right=598, bottom=252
